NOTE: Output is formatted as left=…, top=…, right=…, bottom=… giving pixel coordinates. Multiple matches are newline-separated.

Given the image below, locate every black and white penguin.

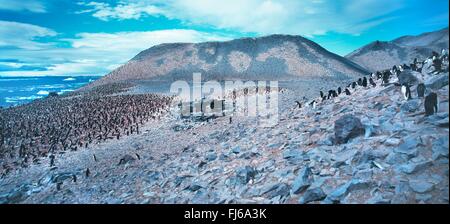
left=352, top=82, right=357, bottom=89
left=322, top=96, right=327, bottom=102
left=401, top=84, right=412, bottom=100
left=362, top=77, right=368, bottom=87
left=345, top=88, right=351, bottom=95
left=416, top=83, right=426, bottom=98
left=320, top=91, right=324, bottom=98
left=424, top=92, right=438, bottom=116
left=309, top=100, right=317, bottom=109
left=337, top=87, right=342, bottom=95
left=369, top=78, right=376, bottom=87
left=295, top=101, right=302, bottom=108
left=382, top=71, right=390, bottom=84
left=357, top=78, right=363, bottom=86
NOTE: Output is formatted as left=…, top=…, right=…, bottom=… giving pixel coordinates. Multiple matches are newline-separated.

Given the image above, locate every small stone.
left=409, top=180, right=434, bottom=193
left=291, top=167, right=313, bottom=194
left=298, top=187, right=327, bottom=204
left=205, top=153, right=217, bottom=161
left=231, top=146, right=241, bottom=154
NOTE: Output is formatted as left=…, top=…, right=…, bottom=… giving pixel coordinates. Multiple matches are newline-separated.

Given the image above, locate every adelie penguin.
left=401, top=84, right=412, bottom=100
left=369, top=78, right=376, bottom=87
left=351, top=82, right=357, bottom=89
left=320, top=91, right=324, bottom=98
left=424, top=92, right=438, bottom=116
left=362, top=77, right=368, bottom=87
left=345, top=88, right=351, bottom=95
left=417, top=83, right=426, bottom=98
left=309, top=100, right=317, bottom=109
left=295, top=101, right=302, bottom=109
left=337, top=87, right=342, bottom=95
left=357, top=78, right=362, bottom=86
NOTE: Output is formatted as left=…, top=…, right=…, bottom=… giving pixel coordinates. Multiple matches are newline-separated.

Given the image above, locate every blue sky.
left=0, top=0, right=448, bottom=76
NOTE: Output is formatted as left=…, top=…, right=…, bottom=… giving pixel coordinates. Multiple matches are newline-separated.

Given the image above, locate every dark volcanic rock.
left=298, top=187, right=327, bottom=204
left=291, top=167, right=313, bottom=194
left=334, top=115, right=365, bottom=144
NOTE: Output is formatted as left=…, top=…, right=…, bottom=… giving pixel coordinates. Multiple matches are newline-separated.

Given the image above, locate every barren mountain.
left=346, top=27, right=449, bottom=72
left=85, top=35, right=369, bottom=89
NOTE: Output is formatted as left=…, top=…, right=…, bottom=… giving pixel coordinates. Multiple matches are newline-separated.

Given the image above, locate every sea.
left=0, top=76, right=101, bottom=108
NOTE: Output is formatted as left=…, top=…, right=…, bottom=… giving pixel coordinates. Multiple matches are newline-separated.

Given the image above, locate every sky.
left=0, top=0, right=448, bottom=77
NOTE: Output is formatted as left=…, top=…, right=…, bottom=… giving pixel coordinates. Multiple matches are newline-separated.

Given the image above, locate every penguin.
left=362, top=77, right=368, bottom=87
left=135, top=153, right=141, bottom=160
left=337, top=87, right=342, bottom=95
left=309, top=100, right=317, bottom=109
left=369, top=78, right=376, bottom=87
left=85, top=168, right=90, bottom=178
left=416, top=83, right=426, bottom=98
left=382, top=72, right=390, bottom=84
left=295, top=101, right=302, bottom=109
left=401, top=84, right=412, bottom=100
left=345, top=88, right=351, bottom=95
left=328, top=90, right=333, bottom=99
left=332, top=90, right=338, bottom=97
left=424, top=92, right=438, bottom=116
left=49, top=154, right=55, bottom=167
left=352, top=82, right=357, bottom=89
left=322, top=96, right=327, bottom=102
left=320, top=91, right=324, bottom=98
left=357, top=78, right=362, bottom=86
left=93, top=154, right=97, bottom=162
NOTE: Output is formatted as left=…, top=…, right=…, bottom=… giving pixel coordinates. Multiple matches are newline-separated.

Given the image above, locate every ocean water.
left=0, top=76, right=101, bottom=107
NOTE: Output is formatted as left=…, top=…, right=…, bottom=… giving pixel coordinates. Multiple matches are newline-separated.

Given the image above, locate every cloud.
left=0, top=0, right=47, bottom=13
left=78, top=0, right=405, bottom=36
left=0, top=26, right=232, bottom=76
left=0, top=20, right=57, bottom=50
left=76, top=1, right=164, bottom=21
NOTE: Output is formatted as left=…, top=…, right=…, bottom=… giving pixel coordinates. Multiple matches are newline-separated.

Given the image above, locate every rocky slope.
left=346, top=27, right=449, bottom=72
left=85, top=34, right=369, bottom=89
left=0, top=68, right=448, bottom=204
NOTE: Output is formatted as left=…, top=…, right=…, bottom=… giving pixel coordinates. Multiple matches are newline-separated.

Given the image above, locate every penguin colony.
left=0, top=83, right=172, bottom=175
left=299, top=49, right=449, bottom=117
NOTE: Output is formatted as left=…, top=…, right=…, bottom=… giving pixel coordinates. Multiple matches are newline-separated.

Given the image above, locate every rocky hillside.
left=346, top=27, right=449, bottom=72
left=85, top=35, right=369, bottom=89
left=0, top=64, right=448, bottom=204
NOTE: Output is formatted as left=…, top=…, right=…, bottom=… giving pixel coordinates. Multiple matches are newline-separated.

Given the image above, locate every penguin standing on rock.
left=401, top=84, right=412, bottom=100
left=295, top=101, right=302, bottom=109
left=345, top=88, right=351, bottom=95
left=424, top=92, right=438, bottom=116
left=337, top=87, right=342, bottom=95
left=320, top=91, right=324, bottom=99
left=352, top=82, right=357, bottom=89
left=309, top=100, right=317, bottom=109
left=417, top=83, right=426, bottom=98
left=362, top=77, right=368, bottom=87
left=369, top=78, right=376, bottom=87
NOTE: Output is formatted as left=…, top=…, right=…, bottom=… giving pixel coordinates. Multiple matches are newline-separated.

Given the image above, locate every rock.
left=432, top=137, right=449, bottom=160
left=367, top=193, right=391, bottom=204
left=409, top=180, right=434, bottom=193
left=400, top=99, right=421, bottom=113
left=397, top=160, right=433, bottom=174
left=262, top=183, right=290, bottom=199
left=385, top=152, right=408, bottom=165
left=185, top=184, right=203, bottom=192
left=298, top=187, right=327, bottom=204
left=205, top=153, right=217, bottom=161
left=425, top=73, right=449, bottom=90
left=384, top=138, right=401, bottom=146
left=394, top=137, right=420, bottom=158
left=231, top=146, right=241, bottom=154
left=325, top=179, right=373, bottom=203
left=415, top=193, right=433, bottom=203
left=334, top=115, right=365, bottom=144
left=282, top=148, right=302, bottom=160
left=291, top=167, right=313, bottom=194
left=236, top=166, right=257, bottom=185
left=118, top=154, right=136, bottom=165
left=398, top=70, right=420, bottom=85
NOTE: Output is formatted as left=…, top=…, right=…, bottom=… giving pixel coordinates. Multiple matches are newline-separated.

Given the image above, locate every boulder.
left=400, top=99, right=421, bottom=113
left=425, top=73, right=449, bottom=90
left=298, top=187, right=327, bottom=204
left=334, top=115, right=365, bottom=144
left=398, top=70, right=420, bottom=85
left=291, top=167, right=313, bottom=194
left=235, top=166, right=256, bottom=184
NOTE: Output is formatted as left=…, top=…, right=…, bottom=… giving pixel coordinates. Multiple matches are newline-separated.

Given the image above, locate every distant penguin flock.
left=296, top=49, right=448, bottom=116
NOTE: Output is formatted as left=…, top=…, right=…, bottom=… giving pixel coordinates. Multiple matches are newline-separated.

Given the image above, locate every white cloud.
left=76, top=1, right=164, bottom=21
left=0, top=27, right=232, bottom=76
left=0, top=20, right=57, bottom=50
left=78, top=0, right=405, bottom=36
left=0, top=0, right=47, bottom=13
